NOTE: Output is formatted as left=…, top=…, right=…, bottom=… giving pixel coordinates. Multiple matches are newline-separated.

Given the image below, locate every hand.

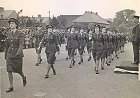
left=16, top=53, right=20, bottom=56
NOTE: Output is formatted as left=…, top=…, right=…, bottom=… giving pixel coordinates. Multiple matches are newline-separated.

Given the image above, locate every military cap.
left=8, top=18, right=19, bottom=26
left=46, top=25, right=53, bottom=29
left=133, top=15, right=139, bottom=19
left=94, top=24, right=101, bottom=29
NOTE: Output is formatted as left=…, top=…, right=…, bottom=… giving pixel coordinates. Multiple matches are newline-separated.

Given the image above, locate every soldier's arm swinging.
left=16, top=32, right=25, bottom=56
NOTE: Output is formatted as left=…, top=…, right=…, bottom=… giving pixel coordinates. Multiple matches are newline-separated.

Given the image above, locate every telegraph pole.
left=48, top=11, right=50, bottom=25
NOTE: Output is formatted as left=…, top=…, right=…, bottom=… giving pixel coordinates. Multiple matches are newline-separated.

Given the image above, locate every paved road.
left=0, top=43, right=140, bottom=98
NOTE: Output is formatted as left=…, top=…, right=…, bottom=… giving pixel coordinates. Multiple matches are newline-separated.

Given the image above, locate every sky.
left=0, top=0, right=140, bottom=18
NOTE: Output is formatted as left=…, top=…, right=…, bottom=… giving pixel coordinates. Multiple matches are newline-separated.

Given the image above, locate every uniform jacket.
left=5, top=30, right=25, bottom=58
left=34, top=30, right=44, bottom=47
left=40, top=32, right=59, bottom=53
left=77, top=32, right=88, bottom=47
left=90, top=33, right=104, bottom=50
left=67, top=32, right=79, bottom=49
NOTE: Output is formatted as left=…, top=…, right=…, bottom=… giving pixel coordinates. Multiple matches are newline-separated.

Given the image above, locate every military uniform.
left=77, top=32, right=88, bottom=55
left=40, top=32, right=59, bottom=64
left=67, top=32, right=79, bottom=57
left=5, top=30, right=25, bottom=73
left=101, top=32, right=109, bottom=59
left=91, top=33, right=104, bottom=60
left=108, top=33, right=113, bottom=56
left=34, top=30, right=44, bottom=53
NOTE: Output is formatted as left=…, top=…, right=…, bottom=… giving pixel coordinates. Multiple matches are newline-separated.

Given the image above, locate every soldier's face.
left=48, top=28, right=53, bottom=32
left=80, top=29, right=84, bottom=33
left=102, top=28, right=106, bottom=33
left=67, top=29, right=71, bottom=32
left=53, top=29, right=57, bottom=32
left=9, top=22, right=17, bottom=29
left=95, top=27, right=99, bottom=33
left=71, top=28, right=75, bottom=32
left=37, top=27, right=41, bottom=30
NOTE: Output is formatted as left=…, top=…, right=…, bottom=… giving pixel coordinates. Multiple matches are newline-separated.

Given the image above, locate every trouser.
left=132, top=42, right=139, bottom=64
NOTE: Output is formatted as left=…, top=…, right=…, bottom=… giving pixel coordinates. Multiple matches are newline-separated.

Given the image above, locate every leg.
left=95, top=60, right=99, bottom=74
left=69, top=48, right=75, bottom=68
left=19, top=72, right=27, bottom=86
left=45, top=64, right=51, bottom=78
left=132, top=43, right=139, bottom=64
left=6, top=72, right=13, bottom=92
left=51, top=64, right=56, bottom=75
left=78, top=47, right=84, bottom=64
left=8, top=72, right=13, bottom=88
left=101, top=58, right=105, bottom=70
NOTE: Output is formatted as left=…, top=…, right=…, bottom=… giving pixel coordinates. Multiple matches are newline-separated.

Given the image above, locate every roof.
left=72, top=11, right=109, bottom=25
left=0, top=10, right=17, bottom=19
left=57, top=15, right=81, bottom=27
left=0, top=20, right=9, bottom=27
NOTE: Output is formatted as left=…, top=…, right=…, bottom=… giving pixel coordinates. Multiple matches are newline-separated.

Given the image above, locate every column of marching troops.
left=35, top=24, right=126, bottom=76
left=4, top=18, right=127, bottom=92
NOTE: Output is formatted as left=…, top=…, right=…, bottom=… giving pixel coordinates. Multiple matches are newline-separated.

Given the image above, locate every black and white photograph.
left=0, top=0, right=140, bottom=98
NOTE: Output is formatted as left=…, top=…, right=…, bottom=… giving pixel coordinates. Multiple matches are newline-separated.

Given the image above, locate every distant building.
left=0, top=7, right=18, bottom=28
left=30, top=15, right=50, bottom=28
left=72, top=11, right=109, bottom=27
left=57, top=15, right=81, bottom=27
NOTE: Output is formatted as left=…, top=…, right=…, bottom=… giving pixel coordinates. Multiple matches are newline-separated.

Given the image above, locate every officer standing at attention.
left=131, top=15, right=139, bottom=65
left=5, top=18, right=27, bottom=92
left=39, top=25, right=60, bottom=78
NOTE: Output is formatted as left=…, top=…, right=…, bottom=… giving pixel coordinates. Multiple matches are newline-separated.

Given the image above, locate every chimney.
left=95, top=12, right=98, bottom=15
left=0, top=7, right=4, bottom=12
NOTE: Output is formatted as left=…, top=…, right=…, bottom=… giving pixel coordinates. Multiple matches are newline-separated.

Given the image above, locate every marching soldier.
left=5, top=18, right=27, bottom=92
left=77, top=27, right=88, bottom=64
left=65, top=28, right=71, bottom=60
left=34, top=24, right=44, bottom=66
left=86, top=29, right=93, bottom=61
left=101, top=27, right=109, bottom=70
left=90, top=25, right=104, bottom=74
left=66, top=26, right=79, bottom=68
left=107, top=30, right=114, bottom=65
left=38, top=25, right=60, bottom=78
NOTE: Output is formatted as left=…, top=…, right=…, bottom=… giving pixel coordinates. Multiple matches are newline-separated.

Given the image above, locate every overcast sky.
left=1, top=0, right=140, bottom=18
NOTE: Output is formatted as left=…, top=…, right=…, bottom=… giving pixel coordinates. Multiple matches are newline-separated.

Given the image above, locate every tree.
left=113, top=9, right=135, bottom=33
left=50, top=17, right=59, bottom=28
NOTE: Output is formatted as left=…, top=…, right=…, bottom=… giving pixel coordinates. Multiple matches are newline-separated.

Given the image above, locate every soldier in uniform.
left=66, top=26, right=79, bottom=68
left=77, top=27, right=88, bottom=64
left=5, top=18, right=27, bottom=92
left=101, top=27, right=109, bottom=70
left=90, top=25, right=104, bottom=74
left=39, top=25, right=60, bottom=78
left=107, top=30, right=114, bottom=65
left=131, top=15, right=139, bottom=65
left=65, top=28, right=71, bottom=60
left=34, top=24, right=44, bottom=66
left=86, top=29, right=93, bottom=61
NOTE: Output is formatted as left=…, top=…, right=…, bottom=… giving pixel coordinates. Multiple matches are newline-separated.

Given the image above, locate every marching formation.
left=4, top=18, right=127, bottom=92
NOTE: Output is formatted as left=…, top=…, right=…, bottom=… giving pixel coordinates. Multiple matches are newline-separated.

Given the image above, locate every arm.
left=5, top=35, right=9, bottom=59
left=16, top=32, right=25, bottom=55
left=54, top=34, right=60, bottom=53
